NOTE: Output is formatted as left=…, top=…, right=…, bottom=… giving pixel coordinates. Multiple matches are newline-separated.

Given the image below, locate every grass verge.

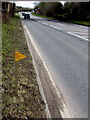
left=2, top=16, right=46, bottom=119
left=32, top=12, right=53, bottom=20
left=32, top=12, right=90, bottom=26
left=65, top=19, right=90, bottom=26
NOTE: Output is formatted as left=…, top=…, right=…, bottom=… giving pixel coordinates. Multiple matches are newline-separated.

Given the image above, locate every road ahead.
left=23, top=16, right=88, bottom=118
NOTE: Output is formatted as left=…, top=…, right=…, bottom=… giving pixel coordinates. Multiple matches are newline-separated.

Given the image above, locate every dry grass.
left=2, top=17, right=46, bottom=119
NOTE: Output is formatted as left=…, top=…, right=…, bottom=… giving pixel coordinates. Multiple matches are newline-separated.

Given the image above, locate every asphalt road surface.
left=23, top=16, right=88, bottom=118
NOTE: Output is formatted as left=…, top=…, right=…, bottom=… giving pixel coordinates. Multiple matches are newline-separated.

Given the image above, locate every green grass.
left=66, top=20, right=90, bottom=26
left=2, top=17, right=46, bottom=119
left=14, top=13, right=20, bottom=18
left=32, top=12, right=90, bottom=26
left=32, top=12, right=53, bottom=19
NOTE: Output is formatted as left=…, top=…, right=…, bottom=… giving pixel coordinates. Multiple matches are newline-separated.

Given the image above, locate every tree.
left=34, top=2, right=90, bottom=21
left=35, top=2, right=63, bottom=17
left=63, top=2, right=90, bottom=21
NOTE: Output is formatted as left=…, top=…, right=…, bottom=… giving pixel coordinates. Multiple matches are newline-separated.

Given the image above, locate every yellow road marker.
left=15, top=51, right=26, bottom=61
left=15, top=51, right=26, bottom=96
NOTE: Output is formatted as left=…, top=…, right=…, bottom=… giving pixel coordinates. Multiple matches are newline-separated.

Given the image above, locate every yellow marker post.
left=15, top=51, right=26, bottom=61
left=15, top=51, right=26, bottom=96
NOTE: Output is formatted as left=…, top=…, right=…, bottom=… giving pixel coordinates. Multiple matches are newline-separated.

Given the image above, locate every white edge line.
left=22, top=21, right=71, bottom=118
left=22, top=21, right=51, bottom=119
left=68, top=32, right=89, bottom=41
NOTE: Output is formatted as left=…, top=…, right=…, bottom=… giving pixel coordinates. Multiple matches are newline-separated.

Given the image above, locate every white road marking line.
left=22, top=22, right=51, bottom=119
left=41, top=22, right=48, bottom=26
left=38, top=21, right=41, bottom=23
left=38, top=21, right=61, bottom=30
left=50, top=25, right=61, bottom=30
left=73, top=32, right=88, bottom=34
left=23, top=22, right=71, bottom=118
left=68, top=32, right=89, bottom=41
left=38, top=21, right=89, bottom=42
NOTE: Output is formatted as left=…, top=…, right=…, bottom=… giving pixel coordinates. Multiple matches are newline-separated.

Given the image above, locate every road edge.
left=22, top=20, right=72, bottom=119
left=21, top=20, right=51, bottom=119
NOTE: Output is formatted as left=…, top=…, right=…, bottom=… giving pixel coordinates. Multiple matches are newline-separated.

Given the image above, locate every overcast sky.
left=14, top=1, right=65, bottom=8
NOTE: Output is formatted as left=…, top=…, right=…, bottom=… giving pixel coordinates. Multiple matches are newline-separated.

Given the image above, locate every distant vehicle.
left=22, top=12, right=26, bottom=16
left=24, top=13, right=30, bottom=19
left=21, top=12, right=30, bottom=19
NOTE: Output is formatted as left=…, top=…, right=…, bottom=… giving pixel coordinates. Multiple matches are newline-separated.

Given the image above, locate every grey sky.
left=15, top=1, right=65, bottom=8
